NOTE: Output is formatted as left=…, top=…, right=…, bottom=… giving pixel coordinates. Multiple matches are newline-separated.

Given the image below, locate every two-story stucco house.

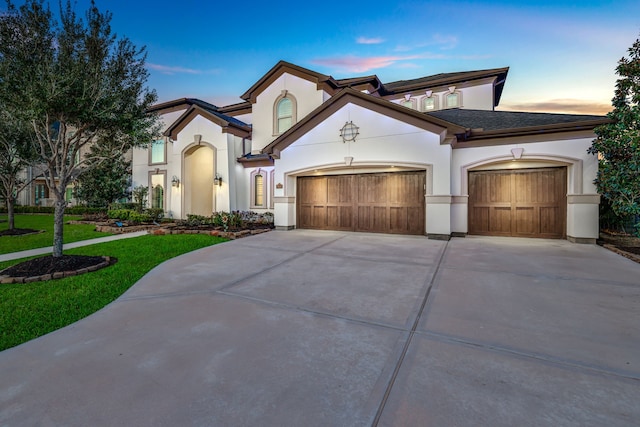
left=132, top=61, right=608, bottom=243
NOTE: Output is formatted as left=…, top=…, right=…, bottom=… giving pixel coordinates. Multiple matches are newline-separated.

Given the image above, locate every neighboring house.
left=132, top=61, right=609, bottom=243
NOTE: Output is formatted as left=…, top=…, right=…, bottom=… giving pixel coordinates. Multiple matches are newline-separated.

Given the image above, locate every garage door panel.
left=515, top=207, right=536, bottom=235
left=358, top=175, right=387, bottom=204
left=311, top=206, right=326, bottom=228
left=298, top=172, right=425, bottom=235
left=540, top=207, right=561, bottom=235
left=327, top=175, right=353, bottom=204
left=471, top=207, right=490, bottom=233
left=299, top=177, right=327, bottom=204
left=326, top=206, right=354, bottom=229
left=469, top=168, right=566, bottom=239
left=491, top=207, right=512, bottom=234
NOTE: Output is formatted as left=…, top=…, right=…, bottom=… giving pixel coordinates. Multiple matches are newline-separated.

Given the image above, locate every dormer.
left=383, top=67, right=509, bottom=112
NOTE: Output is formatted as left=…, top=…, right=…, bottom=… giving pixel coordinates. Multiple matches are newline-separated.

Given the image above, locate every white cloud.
left=356, top=36, right=385, bottom=45
left=147, top=63, right=221, bottom=75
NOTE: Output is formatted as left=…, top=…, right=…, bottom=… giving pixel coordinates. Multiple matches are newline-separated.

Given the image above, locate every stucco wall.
left=251, top=73, right=325, bottom=153
left=272, top=103, right=451, bottom=235
left=450, top=136, right=600, bottom=239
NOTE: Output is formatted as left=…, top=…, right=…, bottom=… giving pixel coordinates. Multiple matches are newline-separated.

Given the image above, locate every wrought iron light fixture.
left=340, top=121, right=359, bottom=143
left=171, top=175, right=180, bottom=188
left=213, top=173, right=223, bottom=187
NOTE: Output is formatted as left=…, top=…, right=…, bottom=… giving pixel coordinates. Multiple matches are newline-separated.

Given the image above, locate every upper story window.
left=274, top=91, right=297, bottom=135
left=150, top=138, right=166, bottom=165
left=422, top=95, right=438, bottom=111
left=444, top=86, right=462, bottom=109
left=400, top=94, right=416, bottom=110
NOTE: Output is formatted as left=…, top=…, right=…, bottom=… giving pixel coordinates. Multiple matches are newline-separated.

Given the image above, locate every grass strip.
left=0, top=214, right=113, bottom=254
left=0, top=234, right=227, bottom=351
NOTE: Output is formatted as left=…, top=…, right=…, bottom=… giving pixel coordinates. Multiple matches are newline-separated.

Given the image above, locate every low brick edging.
left=0, top=256, right=118, bottom=284
left=94, top=224, right=170, bottom=234
left=149, top=227, right=272, bottom=239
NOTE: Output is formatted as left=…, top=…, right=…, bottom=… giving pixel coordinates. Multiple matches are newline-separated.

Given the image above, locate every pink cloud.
left=500, top=99, right=612, bottom=115
left=356, top=36, right=385, bottom=45
left=311, top=55, right=422, bottom=73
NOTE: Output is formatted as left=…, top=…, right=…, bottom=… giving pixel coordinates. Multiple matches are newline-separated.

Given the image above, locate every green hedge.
left=0, top=206, right=107, bottom=215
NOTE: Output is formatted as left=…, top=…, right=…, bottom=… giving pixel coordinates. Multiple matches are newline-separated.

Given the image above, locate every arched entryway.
left=183, top=144, right=215, bottom=217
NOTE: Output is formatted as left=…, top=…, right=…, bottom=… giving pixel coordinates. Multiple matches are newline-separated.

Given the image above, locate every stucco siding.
left=251, top=73, right=325, bottom=153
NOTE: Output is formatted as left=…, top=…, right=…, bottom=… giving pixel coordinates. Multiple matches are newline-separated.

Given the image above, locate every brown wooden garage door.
left=297, top=171, right=425, bottom=235
left=468, top=167, right=566, bottom=238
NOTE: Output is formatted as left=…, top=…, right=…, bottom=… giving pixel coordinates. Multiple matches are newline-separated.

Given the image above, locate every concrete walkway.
left=0, top=231, right=639, bottom=426
left=0, top=231, right=148, bottom=261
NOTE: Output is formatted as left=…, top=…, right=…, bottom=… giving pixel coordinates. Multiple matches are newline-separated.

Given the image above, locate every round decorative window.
left=340, top=121, right=359, bottom=143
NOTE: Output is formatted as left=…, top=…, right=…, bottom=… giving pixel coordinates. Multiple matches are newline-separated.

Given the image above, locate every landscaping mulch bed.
left=598, top=231, right=640, bottom=264
left=0, top=255, right=117, bottom=284
left=0, top=228, right=42, bottom=237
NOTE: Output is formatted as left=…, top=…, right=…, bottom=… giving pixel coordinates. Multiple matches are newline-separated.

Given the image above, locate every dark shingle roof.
left=195, top=102, right=249, bottom=128
left=383, top=68, right=509, bottom=92
left=426, top=109, right=607, bottom=131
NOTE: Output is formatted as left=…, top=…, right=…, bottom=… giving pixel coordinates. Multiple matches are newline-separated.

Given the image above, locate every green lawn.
left=0, top=234, right=227, bottom=351
left=0, top=214, right=112, bottom=254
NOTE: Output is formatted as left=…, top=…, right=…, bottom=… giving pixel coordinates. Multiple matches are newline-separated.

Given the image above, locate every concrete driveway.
left=1, top=231, right=639, bottom=426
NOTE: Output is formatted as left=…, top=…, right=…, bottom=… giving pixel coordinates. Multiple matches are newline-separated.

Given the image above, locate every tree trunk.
left=52, top=198, right=66, bottom=257
left=7, top=197, right=15, bottom=230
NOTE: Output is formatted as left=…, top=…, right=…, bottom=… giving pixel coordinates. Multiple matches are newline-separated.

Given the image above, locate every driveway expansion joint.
left=421, top=330, right=640, bottom=382
left=372, top=239, right=450, bottom=426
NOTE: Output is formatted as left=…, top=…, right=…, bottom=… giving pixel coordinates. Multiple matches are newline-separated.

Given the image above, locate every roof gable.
left=262, top=88, right=461, bottom=158
left=164, top=104, right=251, bottom=140
left=241, top=61, right=337, bottom=103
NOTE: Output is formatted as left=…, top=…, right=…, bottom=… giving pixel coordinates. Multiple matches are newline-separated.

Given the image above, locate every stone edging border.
left=149, top=228, right=272, bottom=239
left=0, top=256, right=118, bottom=284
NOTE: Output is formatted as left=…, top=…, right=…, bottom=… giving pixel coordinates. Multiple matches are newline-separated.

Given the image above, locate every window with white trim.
left=273, top=92, right=297, bottom=135
left=422, top=95, right=438, bottom=111
left=251, top=169, right=267, bottom=209
left=149, top=172, right=166, bottom=210
left=400, top=98, right=416, bottom=109
left=445, top=91, right=462, bottom=109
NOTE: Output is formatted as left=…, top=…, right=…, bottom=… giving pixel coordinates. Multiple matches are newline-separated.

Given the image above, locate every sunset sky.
left=6, top=0, right=640, bottom=115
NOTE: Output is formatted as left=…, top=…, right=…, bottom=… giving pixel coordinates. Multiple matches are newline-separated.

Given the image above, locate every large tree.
left=0, top=0, right=159, bottom=256
left=0, top=109, right=39, bottom=230
left=74, top=144, right=131, bottom=208
left=589, top=35, right=640, bottom=231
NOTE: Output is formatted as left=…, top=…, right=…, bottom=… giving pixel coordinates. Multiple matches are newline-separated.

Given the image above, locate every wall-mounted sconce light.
left=171, top=175, right=180, bottom=188
left=213, top=173, right=223, bottom=187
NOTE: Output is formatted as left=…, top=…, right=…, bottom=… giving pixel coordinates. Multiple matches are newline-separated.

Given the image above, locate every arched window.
left=273, top=92, right=297, bottom=135
left=152, top=185, right=164, bottom=209
left=422, top=95, right=438, bottom=111
left=445, top=91, right=462, bottom=109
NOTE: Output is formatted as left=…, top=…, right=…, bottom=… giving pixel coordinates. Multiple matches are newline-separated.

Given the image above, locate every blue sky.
left=7, top=0, right=640, bottom=114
